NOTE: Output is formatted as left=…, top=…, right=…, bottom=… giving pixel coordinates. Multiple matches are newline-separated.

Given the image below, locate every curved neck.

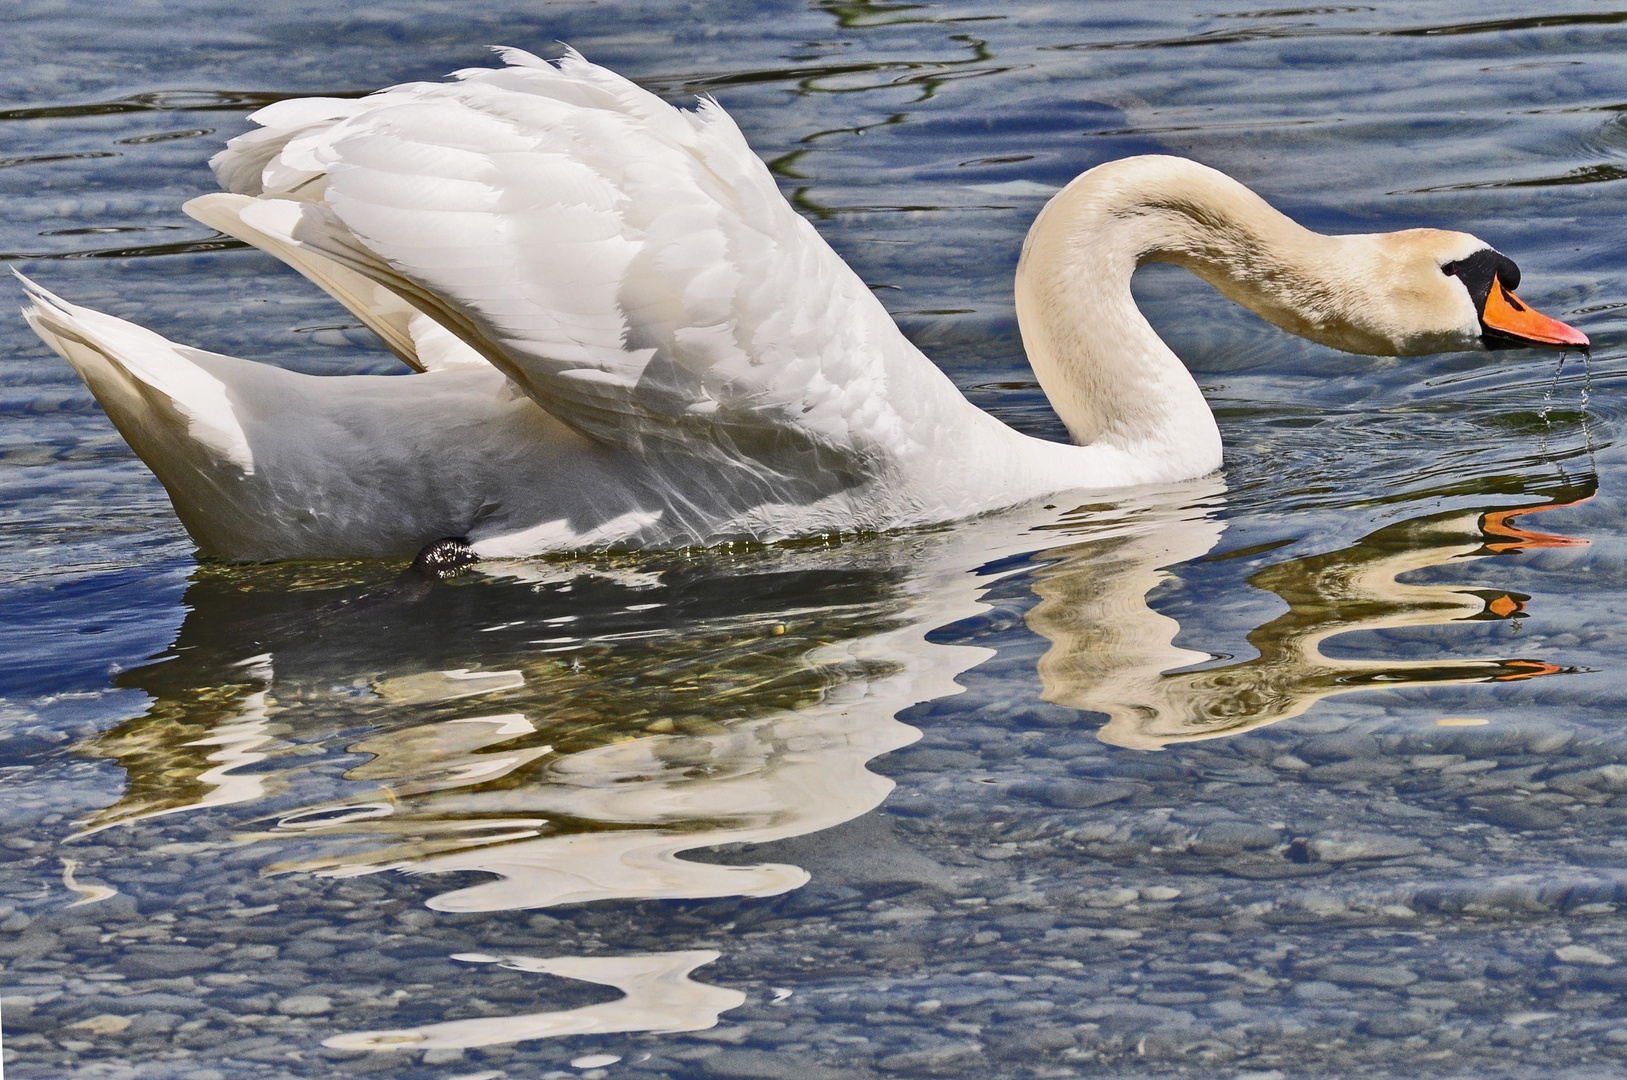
left=1015, top=155, right=1353, bottom=470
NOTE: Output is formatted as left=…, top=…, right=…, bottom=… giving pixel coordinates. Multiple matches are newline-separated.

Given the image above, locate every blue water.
left=5, top=2, right=1627, bottom=1078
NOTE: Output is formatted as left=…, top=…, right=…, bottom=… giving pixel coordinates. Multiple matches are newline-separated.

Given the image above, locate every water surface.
left=4, top=2, right=1627, bottom=1078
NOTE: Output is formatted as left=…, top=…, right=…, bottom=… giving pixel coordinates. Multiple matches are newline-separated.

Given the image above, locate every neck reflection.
left=1028, top=484, right=1588, bottom=749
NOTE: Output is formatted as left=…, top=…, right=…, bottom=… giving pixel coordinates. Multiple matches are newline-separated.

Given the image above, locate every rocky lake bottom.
left=9, top=685, right=1627, bottom=1079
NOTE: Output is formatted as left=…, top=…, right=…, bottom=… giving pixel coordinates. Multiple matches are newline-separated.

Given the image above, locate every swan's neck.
left=1015, top=155, right=1357, bottom=468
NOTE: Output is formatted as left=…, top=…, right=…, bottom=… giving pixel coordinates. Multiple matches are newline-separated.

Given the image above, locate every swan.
left=20, top=47, right=1587, bottom=564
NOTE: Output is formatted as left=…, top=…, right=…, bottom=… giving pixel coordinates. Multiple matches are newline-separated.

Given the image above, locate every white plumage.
left=21, top=47, right=1540, bottom=561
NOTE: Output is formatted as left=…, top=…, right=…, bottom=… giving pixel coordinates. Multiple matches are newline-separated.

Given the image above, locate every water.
left=3, top=1, right=1627, bottom=1077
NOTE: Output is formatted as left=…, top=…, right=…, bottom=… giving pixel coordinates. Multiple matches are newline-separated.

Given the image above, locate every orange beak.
left=1481, top=275, right=1589, bottom=351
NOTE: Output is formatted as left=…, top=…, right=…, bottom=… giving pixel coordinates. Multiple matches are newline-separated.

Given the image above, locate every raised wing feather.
left=184, top=193, right=488, bottom=373
left=213, top=48, right=950, bottom=485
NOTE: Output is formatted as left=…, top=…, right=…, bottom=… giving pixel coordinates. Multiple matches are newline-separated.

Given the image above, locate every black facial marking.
left=1443, top=247, right=1525, bottom=349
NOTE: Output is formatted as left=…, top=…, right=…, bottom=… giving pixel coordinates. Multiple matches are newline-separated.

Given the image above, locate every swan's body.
left=20, top=48, right=1585, bottom=561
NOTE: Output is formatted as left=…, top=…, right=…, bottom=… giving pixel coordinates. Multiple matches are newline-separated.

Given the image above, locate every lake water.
left=4, top=2, right=1627, bottom=1077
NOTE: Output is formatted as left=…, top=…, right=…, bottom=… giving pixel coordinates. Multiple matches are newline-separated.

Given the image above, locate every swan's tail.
left=18, top=273, right=576, bottom=562
left=19, top=272, right=256, bottom=479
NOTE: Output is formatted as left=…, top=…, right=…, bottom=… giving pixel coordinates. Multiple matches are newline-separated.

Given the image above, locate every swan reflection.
left=76, top=510, right=1046, bottom=893
left=266, top=696, right=916, bottom=912
left=76, top=481, right=1582, bottom=859
left=65, top=479, right=1580, bottom=1045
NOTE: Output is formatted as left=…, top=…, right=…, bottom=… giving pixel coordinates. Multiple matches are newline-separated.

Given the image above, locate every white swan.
left=20, top=47, right=1587, bottom=563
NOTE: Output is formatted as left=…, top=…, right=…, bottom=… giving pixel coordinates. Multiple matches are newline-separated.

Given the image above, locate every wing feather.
left=210, top=47, right=955, bottom=484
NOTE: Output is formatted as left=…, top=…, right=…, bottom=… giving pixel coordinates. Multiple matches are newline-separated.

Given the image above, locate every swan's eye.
left=1441, top=261, right=1458, bottom=277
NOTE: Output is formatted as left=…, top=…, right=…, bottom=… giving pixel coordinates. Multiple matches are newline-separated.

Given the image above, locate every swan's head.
left=1349, top=229, right=1588, bottom=356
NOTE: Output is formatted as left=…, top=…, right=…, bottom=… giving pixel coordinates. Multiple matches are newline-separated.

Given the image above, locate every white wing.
left=185, top=192, right=488, bottom=373
left=207, top=47, right=957, bottom=487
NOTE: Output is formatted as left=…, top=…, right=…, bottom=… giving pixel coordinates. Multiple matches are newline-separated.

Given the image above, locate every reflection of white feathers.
left=274, top=633, right=932, bottom=910
left=326, top=950, right=744, bottom=1050
left=69, top=653, right=279, bottom=839
left=264, top=488, right=1226, bottom=911
left=402, top=698, right=916, bottom=912
left=372, top=668, right=526, bottom=704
